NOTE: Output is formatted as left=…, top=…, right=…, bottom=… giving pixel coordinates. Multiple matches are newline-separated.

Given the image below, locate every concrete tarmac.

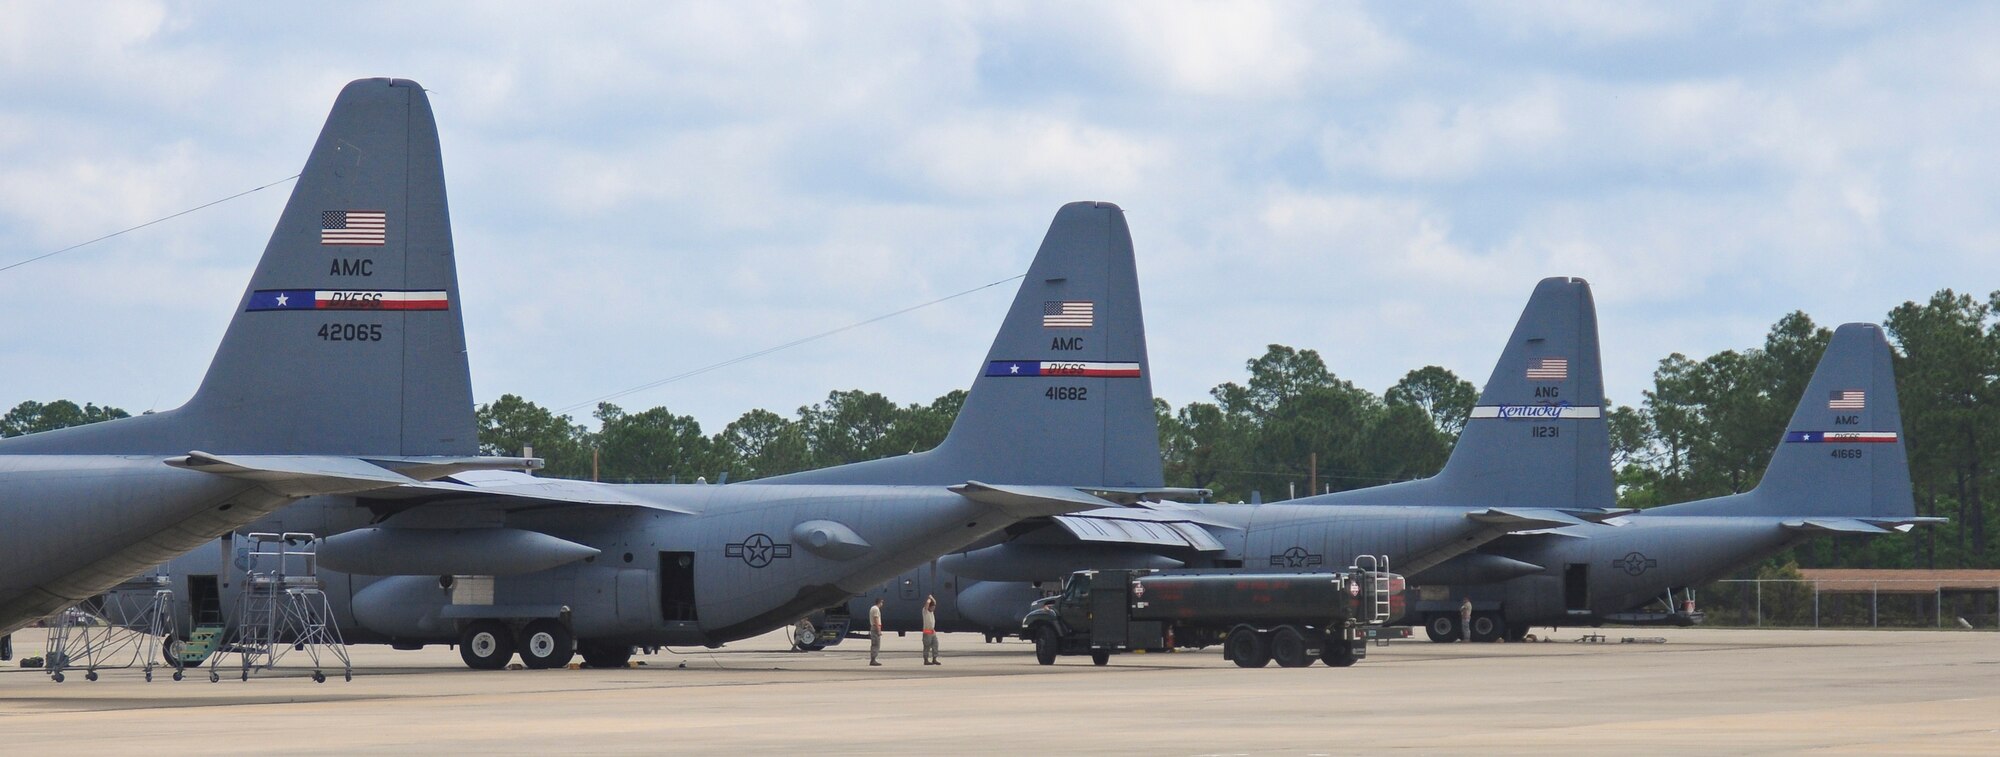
left=1, top=627, right=1995, bottom=754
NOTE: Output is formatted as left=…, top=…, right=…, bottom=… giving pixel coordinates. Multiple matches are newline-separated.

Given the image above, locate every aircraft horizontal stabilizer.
left=949, top=481, right=1120, bottom=519
left=1075, top=486, right=1212, bottom=505
left=374, top=470, right=699, bottom=514
left=169, top=452, right=543, bottom=498
left=1468, top=507, right=1594, bottom=531
left=1784, top=516, right=1948, bottom=535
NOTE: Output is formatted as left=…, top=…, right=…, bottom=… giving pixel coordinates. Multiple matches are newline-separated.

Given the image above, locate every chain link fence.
left=1699, top=579, right=2000, bottom=629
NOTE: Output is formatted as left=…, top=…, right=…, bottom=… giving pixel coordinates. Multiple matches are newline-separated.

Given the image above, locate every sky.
left=2, top=1, right=1996, bottom=431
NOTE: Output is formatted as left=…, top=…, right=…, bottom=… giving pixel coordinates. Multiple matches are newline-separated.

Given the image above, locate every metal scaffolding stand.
left=207, top=532, right=351, bottom=683
left=43, top=577, right=182, bottom=683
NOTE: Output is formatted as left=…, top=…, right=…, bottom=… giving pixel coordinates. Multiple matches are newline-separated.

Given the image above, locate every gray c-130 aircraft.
left=1403, top=321, right=1939, bottom=641
left=810, top=277, right=1632, bottom=642
left=0, top=78, right=533, bottom=647
left=109, top=77, right=1185, bottom=670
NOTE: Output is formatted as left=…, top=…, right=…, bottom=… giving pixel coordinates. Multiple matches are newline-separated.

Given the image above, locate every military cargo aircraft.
left=0, top=78, right=531, bottom=643
left=108, top=77, right=1172, bottom=671
left=1409, top=322, right=1939, bottom=641
left=813, top=278, right=1630, bottom=642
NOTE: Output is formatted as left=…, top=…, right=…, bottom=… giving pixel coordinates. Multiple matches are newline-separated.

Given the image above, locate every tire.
left=519, top=619, right=576, bottom=669
left=1034, top=625, right=1060, bottom=666
left=1271, top=626, right=1313, bottom=668
left=1469, top=613, right=1503, bottom=643
left=1091, top=650, right=1111, bottom=666
left=1425, top=614, right=1458, bottom=643
left=1323, top=639, right=1359, bottom=667
left=1505, top=622, right=1530, bottom=643
left=459, top=620, right=516, bottom=670
left=1225, top=627, right=1271, bottom=668
left=579, top=640, right=634, bottom=669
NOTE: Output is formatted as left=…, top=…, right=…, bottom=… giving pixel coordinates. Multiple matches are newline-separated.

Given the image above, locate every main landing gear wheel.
left=1469, top=613, right=1504, bottom=643
left=520, top=619, right=575, bottom=669
left=1271, top=626, right=1314, bottom=668
left=579, top=641, right=635, bottom=669
left=1091, top=650, right=1111, bottom=666
left=1425, top=615, right=1459, bottom=643
left=1034, top=625, right=1059, bottom=666
left=1225, top=627, right=1271, bottom=668
left=459, top=620, right=516, bottom=670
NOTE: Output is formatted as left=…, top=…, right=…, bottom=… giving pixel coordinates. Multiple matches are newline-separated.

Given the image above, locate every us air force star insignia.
left=1611, top=551, right=1659, bottom=576
left=1268, top=546, right=1324, bottom=568
left=724, top=533, right=793, bottom=568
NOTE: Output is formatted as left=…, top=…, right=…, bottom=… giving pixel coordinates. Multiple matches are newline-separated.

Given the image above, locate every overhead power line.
left=0, top=174, right=302, bottom=275
left=557, top=274, right=1027, bottom=415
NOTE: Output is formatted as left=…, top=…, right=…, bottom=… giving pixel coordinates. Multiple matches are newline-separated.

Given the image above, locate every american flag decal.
left=321, top=210, right=386, bottom=246
left=1828, top=390, right=1866, bottom=410
left=1526, top=357, right=1568, bottom=381
left=1043, top=301, right=1094, bottom=328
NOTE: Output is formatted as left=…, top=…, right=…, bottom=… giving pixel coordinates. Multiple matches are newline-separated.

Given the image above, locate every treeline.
left=8, top=288, right=1994, bottom=571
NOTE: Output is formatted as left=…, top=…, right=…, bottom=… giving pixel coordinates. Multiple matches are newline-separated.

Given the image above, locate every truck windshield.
left=1064, top=575, right=1092, bottom=604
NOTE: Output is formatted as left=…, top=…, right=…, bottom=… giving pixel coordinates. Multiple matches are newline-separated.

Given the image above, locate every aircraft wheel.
left=1091, top=650, right=1111, bottom=666
left=459, top=620, right=516, bottom=670
left=1469, top=613, right=1504, bottom=643
left=1424, top=614, right=1458, bottom=643
left=1505, top=622, right=1531, bottom=643
left=1225, top=627, right=1271, bottom=668
left=1271, top=626, right=1314, bottom=668
left=1033, top=625, right=1059, bottom=665
left=579, top=640, right=635, bottom=669
left=790, top=620, right=819, bottom=651
left=519, top=619, right=575, bottom=669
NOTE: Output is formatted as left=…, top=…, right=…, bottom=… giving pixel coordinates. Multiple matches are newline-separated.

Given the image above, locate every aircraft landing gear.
left=459, top=620, right=515, bottom=670
left=1469, top=612, right=1504, bottom=643
left=519, top=619, right=575, bottom=669
left=1505, top=622, right=1531, bottom=643
left=1424, top=614, right=1459, bottom=643
left=789, top=620, right=826, bottom=652
left=578, top=640, right=634, bottom=669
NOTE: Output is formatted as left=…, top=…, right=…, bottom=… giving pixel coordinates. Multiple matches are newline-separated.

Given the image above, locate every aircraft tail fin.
left=1302, top=276, right=1615, bottom=509
left=1655, top=323, right=1915, bottom=518
left=0, top=78, right=477, bottom=457
left=761, top=201, right=1163, bottom=487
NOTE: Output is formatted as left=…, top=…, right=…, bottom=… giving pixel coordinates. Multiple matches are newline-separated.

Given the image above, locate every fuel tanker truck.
left=1021, top=561, right=1403, bottom=668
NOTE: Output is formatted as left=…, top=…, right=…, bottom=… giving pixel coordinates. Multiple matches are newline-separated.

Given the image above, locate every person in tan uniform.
left=921, top=595, right=940, bottom=665
left=868, top=598, right=884, bottom=666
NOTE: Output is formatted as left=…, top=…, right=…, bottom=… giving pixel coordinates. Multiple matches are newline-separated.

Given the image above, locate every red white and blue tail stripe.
left=985, top=360, right=1141, bottom=378
left=247, top=289, right=449, bottom=311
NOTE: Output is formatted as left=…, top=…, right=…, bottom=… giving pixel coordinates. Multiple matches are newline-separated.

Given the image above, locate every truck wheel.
left=1469, top=613, right=1503, bottom=643
left=1505, top=622, right=1530, bottom=643
left=1091, top=650, right=1111, bottom=666
left=1271, top=626, right=1314, bottom=668
left=1225, top=627, right=1271, bottom=668
left=1034, top=625, right=1059, bottom=666
left=459, top=620, right=515, bottom=670
left=1323, top=640, right=1359, bottom=667
left=578, top=640, right=634, bottom=669
left=519, top=619, right=575, bottom=669
left=1424, top=615, right=1458, bottom=643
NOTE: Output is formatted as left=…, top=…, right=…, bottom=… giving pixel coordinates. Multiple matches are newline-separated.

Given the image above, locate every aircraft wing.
left=1468, top=507, right=1594, bottom=530
left=362, top=470, right=699, bottom=515
left=1074, top=486, right=1212, bottom=505
left=166, top=452, right=532, bottom=497
left=948, top=481, right=1130, bottom=519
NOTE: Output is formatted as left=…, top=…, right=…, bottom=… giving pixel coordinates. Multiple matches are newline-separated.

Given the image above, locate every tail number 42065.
left=318, top=323, right=383, bottom=342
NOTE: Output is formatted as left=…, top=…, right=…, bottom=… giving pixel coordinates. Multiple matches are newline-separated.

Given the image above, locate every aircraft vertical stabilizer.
left=1302, top=276, right=1615, bottom=509
left=0, top=78, right=476, bottom=457
left=760, top=201, right=1163, bottom=487
left=1653, top=323, right=1916, bottom=519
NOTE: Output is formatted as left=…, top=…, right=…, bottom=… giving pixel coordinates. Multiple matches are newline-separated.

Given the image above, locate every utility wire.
left=0, top=174, right=301, bottom=275
left=558, top=274, right=1027, bottom=415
